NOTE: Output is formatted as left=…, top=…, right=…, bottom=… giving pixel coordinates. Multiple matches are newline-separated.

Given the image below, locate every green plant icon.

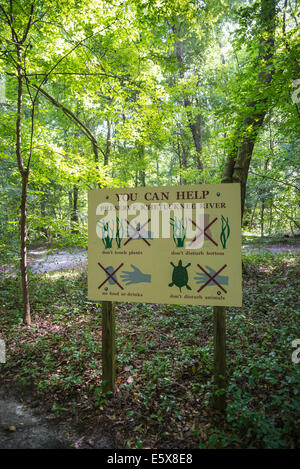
left=170, top=217, right=186, bottom=248
left=220, top=215, right=230, bottom=249
left=98, top=217, right=125, bottom=249
left=115, top=217, right=124, bottom=248
left=99, top=221, right=114, bottom=248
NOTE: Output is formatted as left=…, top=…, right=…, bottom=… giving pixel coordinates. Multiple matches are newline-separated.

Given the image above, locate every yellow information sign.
left=88, top=184, right=242, bottom=306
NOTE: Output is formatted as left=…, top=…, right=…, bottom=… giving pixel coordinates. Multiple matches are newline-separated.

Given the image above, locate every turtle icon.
left=169, top=260, right=192, bottom=292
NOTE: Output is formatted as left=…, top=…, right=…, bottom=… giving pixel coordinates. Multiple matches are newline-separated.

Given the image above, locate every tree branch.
left=28, top=81, right=105, bottom=161
left=21, top=2, right=35, bottom=43
left=248, top=170, right=300, bottom=191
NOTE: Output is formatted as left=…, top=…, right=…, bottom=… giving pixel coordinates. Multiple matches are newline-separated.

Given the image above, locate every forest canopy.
left=0, top=0, right=299, bottom=324
left=0, top=0, right=299, bottom=251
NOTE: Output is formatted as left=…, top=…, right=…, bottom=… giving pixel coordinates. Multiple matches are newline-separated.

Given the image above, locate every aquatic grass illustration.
left=115, top=217, right=125, bottom=248
left=170, top=217, right=186, bottom=248
left=98, top=217, right=126, bottom=249
left=220, top=215, right=230, bottom=248
left=99, top=221, right=114, bottom=248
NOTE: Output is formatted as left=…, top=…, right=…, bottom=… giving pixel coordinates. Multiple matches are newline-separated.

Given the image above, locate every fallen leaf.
left=7, top=426, right=16, bottom=432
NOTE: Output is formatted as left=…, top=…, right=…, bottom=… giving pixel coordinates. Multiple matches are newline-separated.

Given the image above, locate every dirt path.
left=0, top=247, right=87, bottom=277
left=0, top=387, right=112, bottom=449
left=27, top=247, right=87, bottom=273
left=242, top=244, right=300, bottom=254
left=0, top=388, right=73, bottom=449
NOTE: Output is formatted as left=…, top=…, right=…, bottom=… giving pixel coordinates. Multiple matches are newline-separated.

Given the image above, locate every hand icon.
left=120, top=265, right=151, bottom=285
left=194, top=265, right=228, bottom=286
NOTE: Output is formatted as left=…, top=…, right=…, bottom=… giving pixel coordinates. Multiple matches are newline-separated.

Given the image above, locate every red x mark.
left=190, top=217, right=218, bottom=247
left=98, top=262, right=124, bottom=290
left=124, top=218, right=151, bottom=246
left=197, top=264, right=227, bottom=293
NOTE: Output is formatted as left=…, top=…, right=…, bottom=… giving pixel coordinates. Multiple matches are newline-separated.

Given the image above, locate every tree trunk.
left=16, top=45, right=31, bottom=325
left=71, top=184, right=79, bottom=233
left=179, top=126, right=189, bottom=185
left=268, top=199, right=273, bottom=234
left=250, top=199, right=258, bottom=231
left=260, top=199, right=265, bottom=238
left=184, top=97, right=204, bottom=174
left=20, top=171, right=31, bottom=326
left=104, top=118, right=112, bottom=166
left=40, top=192, right=47, bottom=238
left=222, top=0, right=276, bottom=218
left=173, top=22, right=204, bottom=177
left=138, top=143, right=146, bottom=187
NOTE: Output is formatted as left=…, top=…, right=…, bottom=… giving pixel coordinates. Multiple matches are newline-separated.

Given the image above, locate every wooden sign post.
left=213, top=306, right=226, bottom=411
left=101, top=300, right=115, bottom=393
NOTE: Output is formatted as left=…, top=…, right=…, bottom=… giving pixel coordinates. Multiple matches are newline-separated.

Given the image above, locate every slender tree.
left=222, top=0, right=277, bottom=217
left=0, top=1, right=37, bottom=324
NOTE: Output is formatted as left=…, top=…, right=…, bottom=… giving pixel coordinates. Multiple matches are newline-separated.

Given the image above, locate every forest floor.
left=0, top=239, right=299, bottom=449
left=0, top=387, right=74, bottom=449
left=0, top=386, right=113, bottom=449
